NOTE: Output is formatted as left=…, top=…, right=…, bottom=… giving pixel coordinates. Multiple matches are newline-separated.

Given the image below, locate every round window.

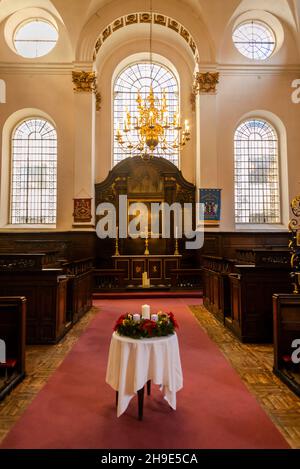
left=232, top=21, right=275, bottom=60
left=14, top=19, right=58, bottom=58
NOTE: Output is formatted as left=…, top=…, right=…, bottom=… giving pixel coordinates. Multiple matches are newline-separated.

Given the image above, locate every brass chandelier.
left=115, top=1, right=191, bottom=159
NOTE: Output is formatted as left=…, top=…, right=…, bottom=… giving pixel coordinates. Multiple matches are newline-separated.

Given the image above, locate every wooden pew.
left=0, top=297, right=26, bottom=400
left=273, top=294, right=300, bottom=397
left=0, top=252, right=69, bottom=344
left=61, top=258, right=94, bottom=324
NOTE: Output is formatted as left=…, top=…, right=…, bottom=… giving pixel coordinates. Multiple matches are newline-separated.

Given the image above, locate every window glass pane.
left=113, top=62, right=179, bottom=166
left=11, top=119, right=57, bottom=224
left=233, top=21, right=275, bottom=60
left=234, top=119, right=281, bottom=224
left=14, top=20, right=58, bottom=58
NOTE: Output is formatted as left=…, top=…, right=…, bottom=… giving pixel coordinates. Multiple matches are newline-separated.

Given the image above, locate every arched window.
left=11, top=118, right=57, bottom=224
left=234, top=119, right=281, bottom=224
left=113, top=62, right=179, bottom=166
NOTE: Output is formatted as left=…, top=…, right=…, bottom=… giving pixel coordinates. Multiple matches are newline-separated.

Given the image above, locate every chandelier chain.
left=115, top=0, right=191, bottom=159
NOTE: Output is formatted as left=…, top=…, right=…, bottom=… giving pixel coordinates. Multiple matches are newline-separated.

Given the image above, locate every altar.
left=112, top=254, right=181, bottom=287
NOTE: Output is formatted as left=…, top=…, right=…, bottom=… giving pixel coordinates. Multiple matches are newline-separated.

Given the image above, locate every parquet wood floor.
left=190, top=305, right=300, bottom=449
left=0, top=307, right=99, bottom=444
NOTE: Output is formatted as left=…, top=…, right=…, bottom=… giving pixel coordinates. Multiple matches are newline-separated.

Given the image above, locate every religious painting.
left=199, top=189, right=221, bottom=225
left=128, top=166, right=163, bottom=194
left=127, top=199, right=163, bottom=237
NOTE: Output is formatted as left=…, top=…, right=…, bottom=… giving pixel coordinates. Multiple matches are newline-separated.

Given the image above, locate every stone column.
left=72, top=69, right=100, bottom=228
left=193, top=71, right=220, bottom=207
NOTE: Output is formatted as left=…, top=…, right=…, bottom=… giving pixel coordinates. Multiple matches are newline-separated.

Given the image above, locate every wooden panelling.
left=227, top=267, right=291, bottom=343
left=0, top=297, right=26, bottom=400
left=273, top=294, right=300, bottom=397
left=0, top=271, right=69, bottom=344
left=0, top=231, right=96, bottom=261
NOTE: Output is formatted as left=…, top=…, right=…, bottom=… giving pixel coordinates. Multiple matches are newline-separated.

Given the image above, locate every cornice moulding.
left=0, top=63, right=76, bottom=74
left=199, top=63, right=300, bottom=74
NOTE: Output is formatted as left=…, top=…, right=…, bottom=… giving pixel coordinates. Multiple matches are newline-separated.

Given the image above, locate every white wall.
left=0, top=0, right=299, bottom=233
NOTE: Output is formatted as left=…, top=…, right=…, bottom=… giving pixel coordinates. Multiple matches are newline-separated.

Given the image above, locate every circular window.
left=233, top=21, right=275, bottom=60
left=14, top=19, right=58, bottom=58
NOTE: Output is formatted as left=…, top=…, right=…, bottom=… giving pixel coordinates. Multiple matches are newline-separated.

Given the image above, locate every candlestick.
left=174, top=238, right=179, bottom=256
left=144, top=237, right=149, bottom=255
left=115, top=226, right=120, bottom=256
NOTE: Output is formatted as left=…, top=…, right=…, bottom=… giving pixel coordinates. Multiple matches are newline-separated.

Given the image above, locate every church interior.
left=0, top=0, right=300, bottom=451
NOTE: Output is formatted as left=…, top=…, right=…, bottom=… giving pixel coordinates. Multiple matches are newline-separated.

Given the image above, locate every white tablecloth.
left=105, top=332, right=183, bottom=417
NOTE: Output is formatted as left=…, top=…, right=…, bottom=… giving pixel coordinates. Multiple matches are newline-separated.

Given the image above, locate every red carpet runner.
left=1, top=299, right=289, bottom=449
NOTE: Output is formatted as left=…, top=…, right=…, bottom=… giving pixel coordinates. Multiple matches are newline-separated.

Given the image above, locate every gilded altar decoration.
left=193, top=72, right=219, bottom=94
left=289, top=195, right=300, bottom=293
left=73, top=198, right=92, bottom=223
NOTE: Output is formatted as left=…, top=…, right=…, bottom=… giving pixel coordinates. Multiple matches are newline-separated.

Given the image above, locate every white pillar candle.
left=133, top=314, right=141, bottom=322
left=151, top=314, right=158, bottom=322
left=141, top=304, right=150, bottom=319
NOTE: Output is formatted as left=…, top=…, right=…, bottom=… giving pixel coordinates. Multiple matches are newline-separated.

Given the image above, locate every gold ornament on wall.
left=72, top=71, right=97, bottom=93
left=193, top=72, right=219, bottom=94
left=72, top=71, right=101, bottom=111
left=93, top=13, right=199, bottom=61
left=289, top=195, right=300, bottom=293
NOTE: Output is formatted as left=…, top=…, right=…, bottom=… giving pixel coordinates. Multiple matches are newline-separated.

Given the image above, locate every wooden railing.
left=170, top=268, right=202, bottom=289
left=61, top=257, right=94, bottom=276
left=93, top=269, right=127, bottom=291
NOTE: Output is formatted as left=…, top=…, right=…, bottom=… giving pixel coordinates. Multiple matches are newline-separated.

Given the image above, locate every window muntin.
left=234, top=119, right=281, bottom=224
left=233, top=21, right=275, bottom=60
left=11, top=119, right=57, bottom=224
left=14, top=19, right=58, bottom=58
left=113, top=62, right=179, bottom=166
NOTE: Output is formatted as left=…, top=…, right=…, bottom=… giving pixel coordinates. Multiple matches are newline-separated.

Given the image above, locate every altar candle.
left=141, top=304, right=150, bottom=319
left=133, top=314, right=140, bottom=322
left=175, top=226, right=178, bottom=239
left=142, top=272, right=148, bottom=287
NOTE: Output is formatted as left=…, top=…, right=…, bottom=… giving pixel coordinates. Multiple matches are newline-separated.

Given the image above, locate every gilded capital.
left=193, top=72, right=219, bottom=94
left=72, top=71, right=97, bottom=93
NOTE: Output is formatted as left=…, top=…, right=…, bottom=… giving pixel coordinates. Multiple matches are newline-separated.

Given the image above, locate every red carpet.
left=0, top=299, right=289, bottom=449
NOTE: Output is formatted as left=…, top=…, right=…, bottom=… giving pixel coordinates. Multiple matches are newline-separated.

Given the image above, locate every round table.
left=106, top=332, right=183, bottom=419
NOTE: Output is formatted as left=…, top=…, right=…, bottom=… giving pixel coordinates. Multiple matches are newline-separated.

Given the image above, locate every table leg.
left=137, top=386, right=145, bottom=420
left=147, top=380, right=151, bottom=396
